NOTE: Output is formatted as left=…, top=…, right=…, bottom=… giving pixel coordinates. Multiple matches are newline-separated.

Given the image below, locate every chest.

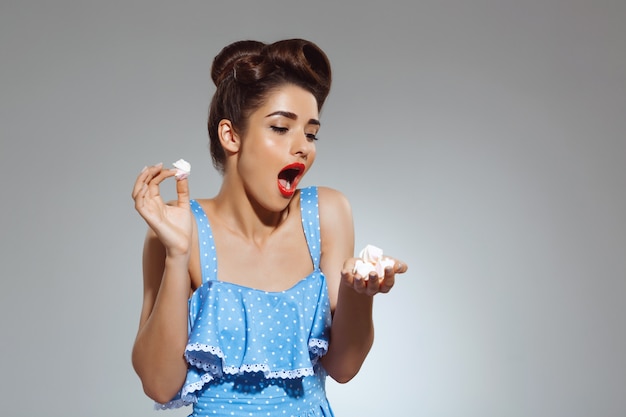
left=190, top=218, right=314, bottom=293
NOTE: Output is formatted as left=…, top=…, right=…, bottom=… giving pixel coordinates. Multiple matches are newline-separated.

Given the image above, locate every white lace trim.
left=185, top=342, right=225, bottom=372
left=221, top=364, right=315, bottom=379
left=157, top=339, right=328, bottom=410
left=308, top=338, right=329, bottom=364
left=223, top=363, right=270, bottom=375
left=153, top=396, right=195, bottom=410
left=184, top=372, right=215, bottom=396
left=184, top=340, right=327, bottom=379
left=267, top=367, right=316, bottom=379
left=309, top=338, right=329, bottom=351
left=153, top=373, right=214, bottom=410
left=186, top=342, right=225, bottom=357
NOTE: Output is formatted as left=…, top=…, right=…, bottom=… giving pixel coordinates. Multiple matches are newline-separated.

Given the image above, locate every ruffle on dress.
left=156, top=274, right=331, bottom=409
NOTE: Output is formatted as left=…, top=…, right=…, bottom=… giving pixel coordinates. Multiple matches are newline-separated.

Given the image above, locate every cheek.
left=307, top=149, right=317, bottom=168
left=236, top=147, right=261, bottom=178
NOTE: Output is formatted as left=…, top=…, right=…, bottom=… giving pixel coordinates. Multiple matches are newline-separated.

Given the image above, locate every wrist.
left=164, top=252, right=190, bottom=267
left=339, top=282, right=374, bottom=308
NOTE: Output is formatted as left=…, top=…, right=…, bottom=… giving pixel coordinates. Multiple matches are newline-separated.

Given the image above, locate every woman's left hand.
left=340, top=257, right=408, bottom=296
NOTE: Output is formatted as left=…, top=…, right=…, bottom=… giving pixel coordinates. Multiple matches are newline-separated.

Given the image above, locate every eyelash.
left=271, top=126, right=288, bottom=134
left=271, top=126, right=319, bottom=141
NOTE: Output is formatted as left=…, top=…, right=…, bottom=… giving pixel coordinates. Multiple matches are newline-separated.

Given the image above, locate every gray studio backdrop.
left=1, top=1, right=625, bottom=416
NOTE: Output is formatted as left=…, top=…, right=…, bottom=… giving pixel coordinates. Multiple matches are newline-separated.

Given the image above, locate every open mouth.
left=277, top=163, right=305, bottom=197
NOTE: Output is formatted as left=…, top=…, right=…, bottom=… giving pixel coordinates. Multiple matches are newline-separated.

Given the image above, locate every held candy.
left=173, top=158, right=191, bottom=180
left=353, top=244, right=395, bottom=279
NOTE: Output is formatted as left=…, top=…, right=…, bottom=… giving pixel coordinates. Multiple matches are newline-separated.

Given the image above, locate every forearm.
left=322, top=284, right=375, bottom=383
left=132, top=256, right=190, bottom=402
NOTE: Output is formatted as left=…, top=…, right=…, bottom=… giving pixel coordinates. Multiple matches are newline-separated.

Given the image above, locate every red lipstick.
left=277, top=162, right=305, bottom=197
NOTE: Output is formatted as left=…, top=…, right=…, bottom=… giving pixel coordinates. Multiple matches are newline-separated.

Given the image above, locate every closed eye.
left=271, top=125, right=318, bottom=141
left=270, top=126, right=288, bottom=134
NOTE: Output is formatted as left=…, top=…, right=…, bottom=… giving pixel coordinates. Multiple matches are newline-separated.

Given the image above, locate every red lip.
left=277, top=162, right=305, bottom=197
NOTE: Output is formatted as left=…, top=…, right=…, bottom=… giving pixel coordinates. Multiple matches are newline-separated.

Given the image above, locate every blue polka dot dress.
left=156, top=186, right=335, bottom=417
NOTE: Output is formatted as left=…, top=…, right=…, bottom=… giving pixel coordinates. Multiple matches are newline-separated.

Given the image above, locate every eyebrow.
left=265, top=110, right=320, bottom=126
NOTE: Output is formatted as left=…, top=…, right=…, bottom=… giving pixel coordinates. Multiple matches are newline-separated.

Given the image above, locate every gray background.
left=1, top=1, right=625, bottom=416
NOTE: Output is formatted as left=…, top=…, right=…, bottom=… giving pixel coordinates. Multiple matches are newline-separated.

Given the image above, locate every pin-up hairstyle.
left=207, top=38, right=332, bottom=173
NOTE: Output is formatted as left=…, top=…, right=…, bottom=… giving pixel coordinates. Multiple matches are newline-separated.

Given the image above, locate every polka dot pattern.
left=156, top=187, right=334, bottom=416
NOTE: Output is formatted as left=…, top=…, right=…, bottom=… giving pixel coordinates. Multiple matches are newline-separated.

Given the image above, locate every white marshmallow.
left=359, top=244, right=384, bottom=264
left=353, top=244, right=395, bottom=279
left=354, top=259, right=376, bottom=277
left=376, top=257, right=396, bottom=276
left=173, top=158, right=191, bottom=180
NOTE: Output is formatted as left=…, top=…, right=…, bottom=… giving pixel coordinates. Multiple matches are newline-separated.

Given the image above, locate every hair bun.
left=211, top=40, right=265, bottom=86
left=211, top=39, right=331, bottom=96
left=266, top=39, right=331, bottom=94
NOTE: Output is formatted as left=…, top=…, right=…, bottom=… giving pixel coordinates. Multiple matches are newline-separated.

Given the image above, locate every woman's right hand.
left=131, top=163, right=193, bottom=258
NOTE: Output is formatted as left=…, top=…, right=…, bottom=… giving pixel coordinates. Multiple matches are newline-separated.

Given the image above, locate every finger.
left=340, top=268, right=355, bottom=288
left=175, top=176, right=190, bottom=208
left=132, top=163, right=165, bottom=198
left=134, top=183, right=149, bottom=211
left=147, top=163, right=174, bottom=186
left=352, top=272, right=367, bottom=293
left=394, top=259, right=408, bottom=274
left=144, top=162, right=164, bottom=181
left=379, top=266, right=396, bottom=293
left=342, top=258, right=357, bottom=273
left=365, top=271, right=381, bottom=296
left=131, top=166, right=150, bottom=199
left=146, top=165, right=176, bottom=198
left=384, top=255, right=408, bottom=274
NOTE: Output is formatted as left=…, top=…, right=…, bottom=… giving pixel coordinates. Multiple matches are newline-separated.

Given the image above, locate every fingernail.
left=140, top=166, right=148, bottom=173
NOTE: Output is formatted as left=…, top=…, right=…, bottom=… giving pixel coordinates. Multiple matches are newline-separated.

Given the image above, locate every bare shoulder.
left=317, top=186, right=352, bottom=222
left=317, top=186, right=353, bottom=240
left=316, top=187, right=354, bottom=308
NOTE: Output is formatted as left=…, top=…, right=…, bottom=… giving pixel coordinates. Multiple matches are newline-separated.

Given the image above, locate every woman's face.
left=237, top=83, right=320, bottom=209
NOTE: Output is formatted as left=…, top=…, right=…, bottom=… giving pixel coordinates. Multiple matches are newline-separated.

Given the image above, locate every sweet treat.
left=173, top=158, right=191, bottom=180
left=353, top=244, right=395, bottom=278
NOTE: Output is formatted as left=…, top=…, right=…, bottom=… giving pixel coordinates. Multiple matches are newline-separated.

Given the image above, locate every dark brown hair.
left=207, top=38, right=332, bottom=173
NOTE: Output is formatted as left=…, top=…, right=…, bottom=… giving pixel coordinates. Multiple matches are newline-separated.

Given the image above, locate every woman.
left=131, top=38, right=407, bottom=416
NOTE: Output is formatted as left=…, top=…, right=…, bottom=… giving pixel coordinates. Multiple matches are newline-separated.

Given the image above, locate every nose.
left=293, top=132, right=315, bottom=159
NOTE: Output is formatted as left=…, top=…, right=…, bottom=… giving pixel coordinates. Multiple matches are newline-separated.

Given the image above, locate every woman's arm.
left=130, top=163, right=193, bottom=403
left=318, top=187, right=407, bottom=383
left=131, top=230, right=190, bottom=403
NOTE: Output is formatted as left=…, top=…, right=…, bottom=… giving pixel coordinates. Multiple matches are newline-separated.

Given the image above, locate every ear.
left=218, top=119, right=241, bottom=153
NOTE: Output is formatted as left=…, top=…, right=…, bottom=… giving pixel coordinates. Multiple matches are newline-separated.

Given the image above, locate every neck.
left=213, top=176, right=291, bottom=243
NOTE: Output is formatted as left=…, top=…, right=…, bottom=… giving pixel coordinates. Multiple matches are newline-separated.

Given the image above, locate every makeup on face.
left=277, top=162, right=305, bottom=197
left=243, top=85, right=320, bottom=200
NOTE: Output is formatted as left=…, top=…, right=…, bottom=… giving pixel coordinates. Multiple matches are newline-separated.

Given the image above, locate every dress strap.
left=190, top=200, right=217, bottom=283
left=299, top=186, right=321, bottom=270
